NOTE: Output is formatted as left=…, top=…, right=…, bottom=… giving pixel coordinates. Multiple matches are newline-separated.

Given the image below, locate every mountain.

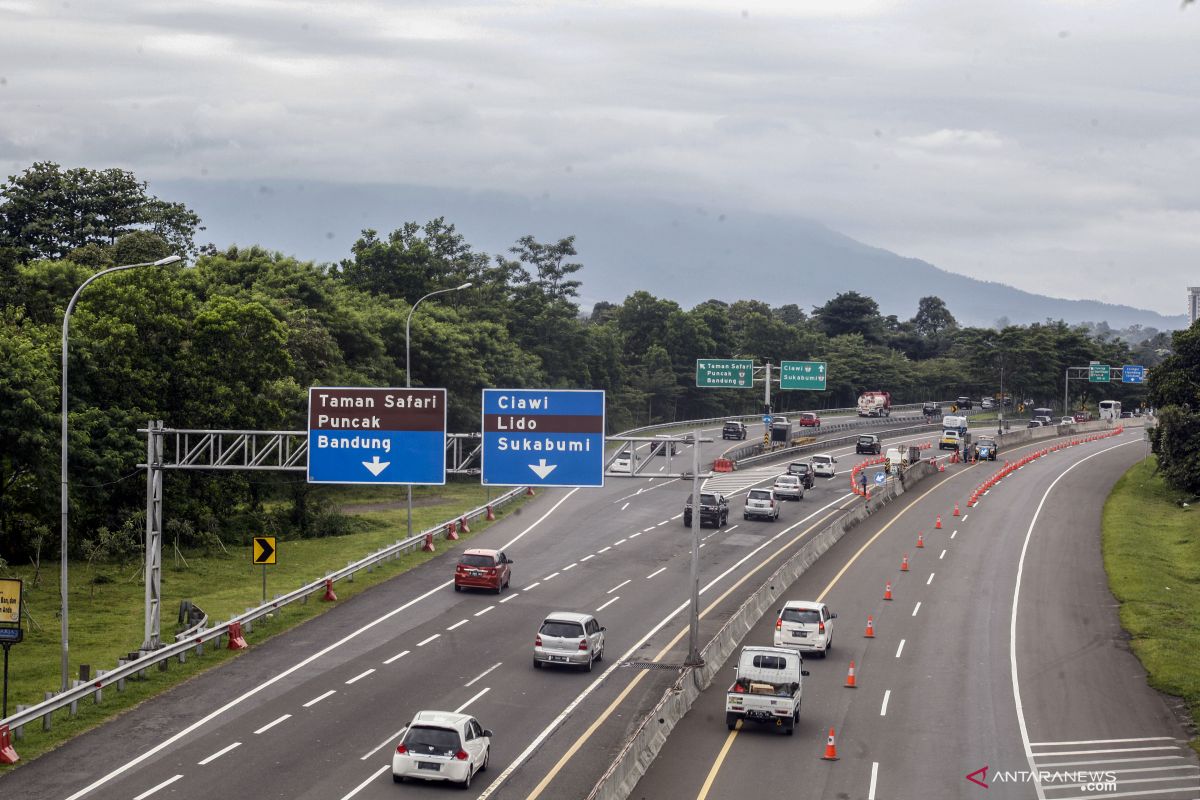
left=158, top=179, right=1188, bottom=331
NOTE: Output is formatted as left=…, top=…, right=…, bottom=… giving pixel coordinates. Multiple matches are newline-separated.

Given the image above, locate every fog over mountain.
left=162, top=179, right=1188, bottom=332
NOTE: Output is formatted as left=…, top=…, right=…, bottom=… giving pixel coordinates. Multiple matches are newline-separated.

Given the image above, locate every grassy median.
left=0, top=480, right=526, bottom=769
left=1103, top=457, right=1200, bottom=748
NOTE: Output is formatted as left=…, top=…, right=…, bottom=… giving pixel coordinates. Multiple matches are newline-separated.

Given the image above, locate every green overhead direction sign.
left=1088, top=364, right=1111, bottom=383
left=696, top=359, right=754, bottom=388
left=780, top=360, right=827, bottom=391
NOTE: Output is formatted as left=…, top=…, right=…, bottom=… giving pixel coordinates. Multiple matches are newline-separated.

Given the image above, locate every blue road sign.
left=762, top=415, right=773, bottom=426
left=1121, top=365, right=1146, bottom=384
left=482, top=389, right=606, bottom=487
left=874, top=472, right=886, bottom=485
left=307, top=387, right=447, bottom=485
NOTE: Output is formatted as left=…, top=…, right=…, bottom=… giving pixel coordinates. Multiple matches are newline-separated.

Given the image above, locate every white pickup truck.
left=725, top=646, right=809, bottom=735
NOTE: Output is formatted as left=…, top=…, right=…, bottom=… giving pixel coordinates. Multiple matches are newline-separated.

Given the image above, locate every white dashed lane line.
left=416, top=634, right=440, bottom=647
left=133, top=774, right=183, bottom=800
left=524, top=582, right=541, bottom=591
left=621, top=502, right=630, bottom=511
left=951, top=530, right=958, bottom=539
left=499, top=595, right=516, bottom=604
left=455, top=687, right=490, bottom=713
left=447, top=619, right=469, bottom=631
left=962, top=514, right=969, bottom=521
left=911, top=602, right=921, bottom=617
left=383, top=649, right=410, bottom=665
left=608, top=579, right=631, bottom=594
left=563, top=563, right=578, bottom=571
left=614, top=538, right=627, bottom=546
left=596, top=596, right=620, bottom=612
left=926, top=573, right=935, bottom=586
left=597, top=547, right=611, bottom=554
left=629, top=532, right=643, bottom=539
left=360, top=727, right=407, bottom=761
left=465, top=662, right=502, bottom=687
left=339, top=765, right=389, bottom=800
left=543, top=572, right=560, bottom=581
left=646, top=567, right=667, bottom=580
left=475, top=605, right=495, bottom=617
left=642, top=527, right=655, bottom=533
left=880, top=690, right=891, bottom=716
left=868, top=762, right=879, bottom=800
left=895, top=639, right=905, bottom=658
left=198, top=741, right=241, bottom=765
left=303, top=690, right=336, bottom=708
left=939, top=549, right=947, bottom=560
left=345, top=668, right=375, bottom=685
left=580, top=554, right=596, bottom=562
left=254, top=714, right=291, bottom=735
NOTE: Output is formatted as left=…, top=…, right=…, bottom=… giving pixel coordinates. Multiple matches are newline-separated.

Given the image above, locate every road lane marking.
left=1009, top=437, right=1143, bottom=800
left=303, top=690, right=336, bottom=708
left=608, top=579, right=631, bottom=593
left=629, top=532, right=643, bottom=538
left=581, top=554, right=596, bottom=562
left=912, top=602, right=921, bottom=617
left=455, top=687, right=489, bottom=713
left=416, top=634, right=440, bottom=647
left=475, top=605, right=495, bottom=617
left=724, top=524, right=739, bottom=532
left=926, top=573, right=935, bottom=586
left=962, top=514, right=969, bottom=521
left=1035, top=757, right=1188, bottom=768
left=696, top=722, right=742, bottom=800
left=895, top=639, right=905, bottom=658
left=621, top=502, right=630, bottom=511
left=643, top=527, right=655, bottom=532
left=939, top=549, right=947, bottom=560
left=499, top=595, right=516, bottom=603
left=345, top=668, right=375, bottom=685
left=511, top=497, right=854, bottom=800
left=500, top=487, right=580, bottom=551
left=338, top=765, right=389, bottom=800
left=447, top=619, right=469, bottom=631
left=361, top=726, right=407, bottom=760
left=881, top=690, right=891, bottom=716
left=543, top=572, right=560, bottom=581
left=597, top=546, right=611, bottom=554
left=465, top=662, right=502, bottom=687
left=198, top=741, right=241, bottom=765
left=596, top=596, right=620, bottom=612
left=868, top=762, right=879, bottom=800
left=524, top=582, right=541, bottom=591
left=254, top=714, right=291, bottom=735
left=614, top=538, right=627, bottom=546
left=384, top=649, right=410, bottom=664
left=646, top=567, right=667, bottom=580
left=657, top=520, right=670, bottom=526
left=1030, top=737, right=1176, bottom=746
left=563, top=563, right=578, bottom=571
left=133, top=775, right=183, bottom=800
left=951, top=530, right=957, bottom=539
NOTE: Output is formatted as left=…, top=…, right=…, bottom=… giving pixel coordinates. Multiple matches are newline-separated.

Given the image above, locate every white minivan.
left=810, top=453, right=836, bottom=478
left=774, top=600, right=836, bottom=657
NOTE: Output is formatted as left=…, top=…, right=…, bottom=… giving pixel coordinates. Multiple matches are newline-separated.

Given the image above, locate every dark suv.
left=956, top=396, right=973, bottom=410
left=722, top=421, right=748, bottom=440
left=683, top=492, right=729, bottom=528
left=856, top=434, right=882, bottom=455
left=787, top=460, right=816, bottom=489
left=922, top=402, right=940, bottom=419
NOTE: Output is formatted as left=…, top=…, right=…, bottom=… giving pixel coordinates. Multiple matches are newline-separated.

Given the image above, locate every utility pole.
left=687, top=428, right=702, bottom=666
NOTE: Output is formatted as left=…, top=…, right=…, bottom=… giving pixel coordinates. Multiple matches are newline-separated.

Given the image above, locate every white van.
left=810, top=453, right=836, bottom=478
left=884, top=447, right=903, bottom=473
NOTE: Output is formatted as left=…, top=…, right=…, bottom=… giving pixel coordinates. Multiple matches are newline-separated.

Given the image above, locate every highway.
left=0, top=412, right=1109, bottom=800
left=0, top=410, right=929, bottom=800
left=634, top=425, right=1198, bottom=800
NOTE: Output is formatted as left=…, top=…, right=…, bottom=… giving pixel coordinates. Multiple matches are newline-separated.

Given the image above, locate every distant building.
left=1191, top=287, right=1200, bottom=325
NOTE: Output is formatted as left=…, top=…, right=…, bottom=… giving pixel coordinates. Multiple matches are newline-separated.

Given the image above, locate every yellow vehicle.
left=939, top=429, right=963, bottom=451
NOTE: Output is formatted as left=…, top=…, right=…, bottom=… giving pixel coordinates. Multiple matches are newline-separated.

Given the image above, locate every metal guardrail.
left=0, top=486, right=525, bottom=737
left=614, top=400, right=956, bottom=438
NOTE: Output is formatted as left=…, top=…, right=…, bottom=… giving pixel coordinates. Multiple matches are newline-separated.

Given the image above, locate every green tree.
left=812, top=291, right=884, bottom=343
left=1147, top=322, right=1200, bottom=495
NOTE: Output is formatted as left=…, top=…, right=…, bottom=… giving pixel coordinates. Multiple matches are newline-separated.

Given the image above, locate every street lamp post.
left=60, top=254, right=182, bottom=691
left=403, top=283, right=472, bottom=539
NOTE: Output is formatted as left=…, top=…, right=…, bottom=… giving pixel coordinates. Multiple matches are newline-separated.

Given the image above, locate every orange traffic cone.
left=901, top=553, right=910, bottom=572
left=486, top=505, right=495, bottom=521
left=883, top=581, right=893, bottom=601
left=935, top=514, right=943, bottom=530
left=864, top=615, right=876, bottom=638
left=916, top=532, right=925, bottom=548
left=844, top=661, right=858, bottom=688
left=953, top=502, right=961, bottom=517
left=821, top=727, right=840, bottom=760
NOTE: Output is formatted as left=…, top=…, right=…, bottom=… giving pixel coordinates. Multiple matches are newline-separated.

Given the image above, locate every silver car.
left=773, top=475, right=804, bottom=501
left=533, top=612, right=606, bottom=671
left=744, top=488, right=780, bottom=521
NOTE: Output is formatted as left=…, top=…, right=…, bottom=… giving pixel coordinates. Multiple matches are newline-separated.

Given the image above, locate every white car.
left=533, top=612, right=606, bottom=671
left=1060, top=416, right=1075, bottom=425
left=393, top=710, right=491, bottom=788
left=772, top=475, right=804, bottom=501
left=744, top=488, right=780, bottom=521
left=774, top=600, right=836, bottom=657
left=610, top=454, right=631, bottom=474
left=811, top=453, right=837, bottom=478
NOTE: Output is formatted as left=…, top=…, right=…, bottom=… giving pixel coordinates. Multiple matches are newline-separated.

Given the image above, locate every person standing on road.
left=859, top=470, right=868, bottom=497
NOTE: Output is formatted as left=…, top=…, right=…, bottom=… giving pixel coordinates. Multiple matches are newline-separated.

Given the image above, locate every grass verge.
left=1102, top=456, right=1200, bottom=751
left=0, top=479, right=526, bottom=770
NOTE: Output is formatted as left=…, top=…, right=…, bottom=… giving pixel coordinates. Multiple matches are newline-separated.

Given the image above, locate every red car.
left=454, top=548, right=513, bottom=593
left=798, top=412, right=821, bottom=428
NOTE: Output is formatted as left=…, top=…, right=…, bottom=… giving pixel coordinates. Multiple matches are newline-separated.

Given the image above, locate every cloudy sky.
left=1, top=0, right=1197, bottom=315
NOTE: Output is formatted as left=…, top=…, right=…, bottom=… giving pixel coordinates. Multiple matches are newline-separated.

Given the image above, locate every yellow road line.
left=696, top=722, right=741, bottom=800
left=524, top=507, right=846, bottom=800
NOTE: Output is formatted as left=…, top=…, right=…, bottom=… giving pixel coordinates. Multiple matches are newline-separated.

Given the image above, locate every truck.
left=941, top=414, right=968, bottom=435
left=725, top=646, right=809, bottom=734
left=857, top=391, right=892, bottom=417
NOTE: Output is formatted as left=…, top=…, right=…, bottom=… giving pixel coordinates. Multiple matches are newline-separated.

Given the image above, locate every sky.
left=0, top=0, right=1197, bottom=316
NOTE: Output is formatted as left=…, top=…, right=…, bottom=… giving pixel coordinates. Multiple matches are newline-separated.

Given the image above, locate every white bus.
left=1098, top=400, right=1121, bottom=421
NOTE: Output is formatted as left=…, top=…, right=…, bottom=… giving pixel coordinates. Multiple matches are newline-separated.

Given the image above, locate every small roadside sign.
left=252, top=537, right=277, bottom=565
left=779, top=361, right=828, bottom=391
left=696, top=359, right=754, bottom=388
left=0, top=579, right=19, bottom=626
left=762, top=415, right=773, bottom=426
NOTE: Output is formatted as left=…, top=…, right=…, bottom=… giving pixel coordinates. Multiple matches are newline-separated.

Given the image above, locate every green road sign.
left=696, top=359, right=754, bottom=388
left=1088, top=364, right=1111, bottom=383
left=780, top=360, right=828, bottom=391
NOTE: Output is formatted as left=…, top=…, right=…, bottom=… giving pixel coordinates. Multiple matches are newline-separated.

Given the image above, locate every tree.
left=1147, top=321, right=1200, bottom=495
left=0, top=162, right=203, bottom=262
left=911, top=296, right=957, bottom=337
left=812, top=291, right=884, bottom=343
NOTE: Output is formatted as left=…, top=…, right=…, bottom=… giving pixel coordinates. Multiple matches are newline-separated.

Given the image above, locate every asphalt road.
left=634, top=426, right=1197, bottom=800
left=0, top=412, right=998, bottom=800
